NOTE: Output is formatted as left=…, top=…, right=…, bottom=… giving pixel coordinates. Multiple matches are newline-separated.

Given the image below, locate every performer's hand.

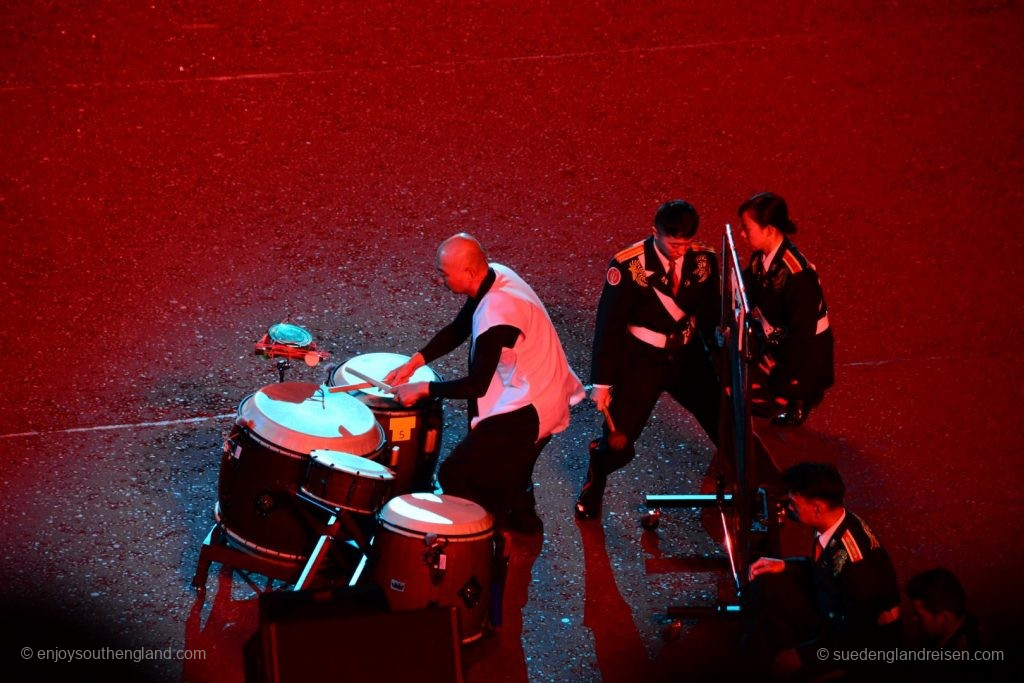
left=590, top=385, right=612, bottom=412
left=385, top=353, right=425, bottom=386
left=394, top=381, right=429, bottom=407
left=748, top=556, right=785, bottom=580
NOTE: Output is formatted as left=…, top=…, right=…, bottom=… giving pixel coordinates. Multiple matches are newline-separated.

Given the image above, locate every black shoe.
left=772, top=401, right=808, bottom=426
left=574, top=500, right=600, bottom=521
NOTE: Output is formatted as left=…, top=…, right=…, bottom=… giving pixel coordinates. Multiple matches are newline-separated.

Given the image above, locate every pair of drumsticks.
left=327, top=367, right=396, bottom=394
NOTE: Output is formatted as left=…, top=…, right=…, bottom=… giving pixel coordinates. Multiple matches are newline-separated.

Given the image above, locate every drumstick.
left=345, top=367, right=395, bottom=393
left=327, top=382, right=374, bottom=393
left=599, top=405, right=618, bottom=432
left=600, top=406, right=628, bottom=450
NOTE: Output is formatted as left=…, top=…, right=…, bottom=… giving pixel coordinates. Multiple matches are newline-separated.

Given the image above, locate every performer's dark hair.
left=781, top=462, right=844, bottom=507
left=906, top=568, right=968, bottom=617
left=654, top=200, right=699, bottom=238
left=738, top=192, right=797, bottom=235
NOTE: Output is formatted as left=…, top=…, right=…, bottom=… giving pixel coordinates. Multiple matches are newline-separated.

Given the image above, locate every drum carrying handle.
left=223, top=430, right=243, bottom=460
left=423, top=533, right=448, bottom=585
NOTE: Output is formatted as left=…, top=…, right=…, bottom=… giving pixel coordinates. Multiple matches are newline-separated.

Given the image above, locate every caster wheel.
left=641, top=509, right=661, bottom=530
left=661, top=619, right=683, bottom=641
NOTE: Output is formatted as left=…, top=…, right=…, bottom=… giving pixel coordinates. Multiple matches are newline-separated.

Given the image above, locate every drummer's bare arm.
left=428, top=325, right=519, bottom=400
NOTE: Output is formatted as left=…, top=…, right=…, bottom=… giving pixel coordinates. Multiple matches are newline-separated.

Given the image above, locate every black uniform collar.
left=472, top=267, right=497, bottom=303
left=753, top=237, right=790, bottom=274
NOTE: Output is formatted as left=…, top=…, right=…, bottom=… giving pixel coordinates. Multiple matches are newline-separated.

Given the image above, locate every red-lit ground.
left=2, top=2, right=1021, bottom=681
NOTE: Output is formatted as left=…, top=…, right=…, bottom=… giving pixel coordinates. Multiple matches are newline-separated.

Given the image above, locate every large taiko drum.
left=372, top=493, right=495, bottom=643
left=329, top=353, right=443, bottom=495
left=217, top=382, right=385, bottom=561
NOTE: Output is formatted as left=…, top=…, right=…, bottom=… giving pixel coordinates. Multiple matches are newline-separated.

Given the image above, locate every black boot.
left=772, top=399, right=808, bottom=426
left=575, top=441, right=605, bottom=521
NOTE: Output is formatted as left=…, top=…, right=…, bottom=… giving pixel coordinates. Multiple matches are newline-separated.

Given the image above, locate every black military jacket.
left=744, top=239, right=833, bottom=392
left=591, top=236, right=719, bottom=386
left=785, top=511, right=902, bottom=656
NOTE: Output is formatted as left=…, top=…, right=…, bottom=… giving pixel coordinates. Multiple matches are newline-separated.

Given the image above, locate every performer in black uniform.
left=905, top=568, right=981, bottom=651
left=747, top=462, right=901, bottom=678
left=575, top=199, right=720, bottom=521
left=739, top=192, right=834, bottom=426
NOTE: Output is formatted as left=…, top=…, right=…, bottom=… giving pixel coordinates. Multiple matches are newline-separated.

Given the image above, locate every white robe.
left=471, top=264, right=585, bottom=439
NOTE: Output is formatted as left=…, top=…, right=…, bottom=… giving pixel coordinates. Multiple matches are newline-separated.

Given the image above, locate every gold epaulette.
left=613, top=241, right=645, bottom=263
left=782, top=250, right=804, bottom=273
left=857, top=516, right=882, bottom=549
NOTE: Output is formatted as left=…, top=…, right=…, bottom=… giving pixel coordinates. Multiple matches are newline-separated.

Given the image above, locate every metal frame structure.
left=644, top=223, right=766, bottom=616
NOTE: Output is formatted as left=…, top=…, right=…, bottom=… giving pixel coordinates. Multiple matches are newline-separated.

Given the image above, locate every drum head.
left=310, top=450, right=394, bottom=480
left=238, top=382, right=383, bottom=455
left=379, top=493, right=493, bottom=536
left=333, top=352, right=439, bottom=401
left=268, top=322, right=313, bottom=347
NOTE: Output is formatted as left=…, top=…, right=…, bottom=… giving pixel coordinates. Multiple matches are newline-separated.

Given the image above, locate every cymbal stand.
left=276, top=358, right=290, bottom=382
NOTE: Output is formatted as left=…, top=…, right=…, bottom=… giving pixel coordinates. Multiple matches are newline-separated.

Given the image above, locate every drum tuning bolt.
left=423, top=533, right=448, bottom=554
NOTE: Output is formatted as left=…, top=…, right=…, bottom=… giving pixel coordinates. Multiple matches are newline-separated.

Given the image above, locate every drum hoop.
left=310, top=451, right=395, bottom=478
left=214, top=502, right=309, bottom=562
left=366, top=405, right=439, bottom=418
left=237, top=387, right=385, bottom=456
left=299, top=486, right=381, bottom=515
left=328, top=360, right=442, bottom=408
left=319, top=466, right=394, bottom=480
left=233, top=421, right=310, bottom=460
left=235, top=408, right=387, bottom=462
left=378, top=519, right=494, bottom=542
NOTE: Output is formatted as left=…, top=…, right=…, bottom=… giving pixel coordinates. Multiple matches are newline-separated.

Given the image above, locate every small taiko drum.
left=217, top=382, right=385, bottom=561
left=330, top=353, right=443, bottom=495
left=372, top=493, right=495, bottom=643
left=301, top=450, right=395, bottom=515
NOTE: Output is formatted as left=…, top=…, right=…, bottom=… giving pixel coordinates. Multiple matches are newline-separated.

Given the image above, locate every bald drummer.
left=387, top=233, right=584, bottom=535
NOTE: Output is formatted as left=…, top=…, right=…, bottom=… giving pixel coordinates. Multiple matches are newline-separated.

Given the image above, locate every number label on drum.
left=389, top=416, right=417, bottom=442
